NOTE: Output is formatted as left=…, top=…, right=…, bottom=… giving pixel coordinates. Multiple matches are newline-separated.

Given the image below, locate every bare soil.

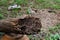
left=30, top=9, right=59, bottom=33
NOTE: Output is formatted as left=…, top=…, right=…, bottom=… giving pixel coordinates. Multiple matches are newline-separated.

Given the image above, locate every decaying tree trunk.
left=0, top=15, right=42, bottom=35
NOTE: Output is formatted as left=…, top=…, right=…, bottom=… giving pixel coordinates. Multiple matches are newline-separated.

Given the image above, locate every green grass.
left=49, top=24, right=60, bottom=34
left=28, top=24, right=60, bottom=40
left=0, top=13, right=4, bottom=19
left=34, top=0, right=60, bottom=9
left=0, top=0, right=60, bottom=9
left=15, top=0, right=29, bottom=5
left=0, top=0, right=8, bottom=6
left=45, top=33, right=60, bottom=40
left=0, top=0, right=60, bottom=18
left=45, top=24, right=60, bottom=40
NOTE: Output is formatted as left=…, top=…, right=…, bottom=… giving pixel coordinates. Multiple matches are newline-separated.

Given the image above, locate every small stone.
left=8, top=4, right=21, bottom=10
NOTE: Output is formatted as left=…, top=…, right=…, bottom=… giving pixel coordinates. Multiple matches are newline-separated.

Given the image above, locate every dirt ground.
left=29, top=9, right=60, bottom=33
left=25, top=9, right=60, bottom=40
left=0, top=8, right=60, bottom=40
